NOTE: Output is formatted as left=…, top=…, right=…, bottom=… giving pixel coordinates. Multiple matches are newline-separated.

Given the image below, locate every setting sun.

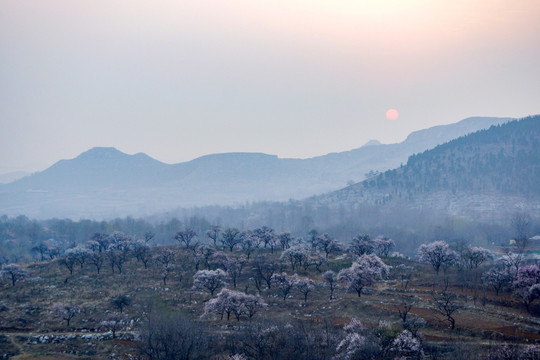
left=386, top=109, right=399, bottom=120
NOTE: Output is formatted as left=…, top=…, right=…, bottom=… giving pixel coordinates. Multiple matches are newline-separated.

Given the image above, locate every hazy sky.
left=1, top=0, right=539, bottom=173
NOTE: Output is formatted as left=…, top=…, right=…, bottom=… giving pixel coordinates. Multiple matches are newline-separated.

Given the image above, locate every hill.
left=1, top=235, right=539, bottom=359
left=0, top=117, right=511, bottom=219
left=313, top=115, right=540, bottom=222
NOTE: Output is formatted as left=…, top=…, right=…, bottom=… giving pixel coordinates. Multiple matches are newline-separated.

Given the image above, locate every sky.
left=1, top=0, right=539, bottom=173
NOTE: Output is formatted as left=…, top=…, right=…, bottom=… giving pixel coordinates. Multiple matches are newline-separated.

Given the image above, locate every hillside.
left=1, top=235, right=539, bottom=359
left=314, top=115, right=540, bottom=221
left=0, top=117, right=511, bottom=219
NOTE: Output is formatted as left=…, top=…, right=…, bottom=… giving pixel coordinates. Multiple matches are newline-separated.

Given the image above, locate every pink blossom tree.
left=513, top=264, right=540, bottom=313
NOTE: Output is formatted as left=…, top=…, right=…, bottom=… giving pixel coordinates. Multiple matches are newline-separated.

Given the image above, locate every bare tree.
left=101, top=314, right=125, bottom=339
left=144, top=231, right=155, bottom=244
left=322, top=270, right=337, bottom=299
left=155, top=248, right=175, bottom=267
left=51, top=303, right=80, bottom=326
left=227, top=256, right=247, bottom=289
left=140, top=311, right=206, bottom=360
left=511, top=212, right=531, bottom=254
left=175, top=229, right=199, bottom=250
left=253, top=255, right=278, bottom=289
left=88, top=251, right=104, bottom=274
left=110, top=294, right=131, bottom=313
left=206, top=226, right=221, bottom=247
left=277, top=232, right=293, bottom=251
left=315, top=233, right=341, bottom=258
left=161, top=264, right=175, bottom=286
left=133, top=241, right=152, bottom=269
left=394, top=295, right=418, bottom=324
left=433, top=290, right=462, bottom=330
left=221, top=227, right=241, bottom=252
left=240, top=231, right=259, bottom=260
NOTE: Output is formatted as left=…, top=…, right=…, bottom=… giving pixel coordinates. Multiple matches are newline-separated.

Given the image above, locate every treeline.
left=0, top=205, right=518, bottom=265
left=363, top=115, right=540, bottom=199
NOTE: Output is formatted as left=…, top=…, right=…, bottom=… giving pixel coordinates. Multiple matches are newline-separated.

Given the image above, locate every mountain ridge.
left=0, top=116, right=515, bottom=218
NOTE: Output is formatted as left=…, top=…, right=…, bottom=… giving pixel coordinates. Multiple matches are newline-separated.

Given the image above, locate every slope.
left=314, top=115, right=540, bottom=221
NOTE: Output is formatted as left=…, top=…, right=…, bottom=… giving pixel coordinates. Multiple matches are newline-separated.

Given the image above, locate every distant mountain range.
left=0, top=116, right=513, bottom=219
left=312, top=115, right=540, bottom=222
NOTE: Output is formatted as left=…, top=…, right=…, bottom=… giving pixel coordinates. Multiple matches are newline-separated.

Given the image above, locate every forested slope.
left=316, top=115, right=540, bottom=220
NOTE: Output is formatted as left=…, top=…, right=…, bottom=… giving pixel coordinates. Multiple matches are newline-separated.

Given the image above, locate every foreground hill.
left=0, top=117, right=510, bottom=219
left=1, top=238, right=539, bottom=359
left=313, top=115, right=540, bottom=221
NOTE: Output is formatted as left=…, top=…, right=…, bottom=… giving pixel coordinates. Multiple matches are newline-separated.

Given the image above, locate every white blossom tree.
left=203, top=288, right=267, bottom=321
left=1, top=264, right=28, bottom=286
left=349, top=234, right=374, bottom=256
left=294, top=276, right=315, bottom=303
left=193, top=269, right=228, bottom=296
left=315, top=233, right=342, bottom=258
left=334, top=318, right=367, bottom=360
left=338, top=254, right=390, bottom=297
left=390, top=330, right=424, bottom=359
left=512, top=264, right=540, bottom=313
left=417, top=240, right=458, bottom=275
left=373, top=237, right=395, bottom=257
left=280, top=245, right=309, bottom=271
left=271, top=272, right=295, bottom=300
left=240, top=231, right=259, bottom=260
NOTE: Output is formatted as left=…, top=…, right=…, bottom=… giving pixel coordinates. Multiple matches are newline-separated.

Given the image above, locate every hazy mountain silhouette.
left=0, top=171, right=28, bottom=184
left=0, top=116, right=512, bottom=218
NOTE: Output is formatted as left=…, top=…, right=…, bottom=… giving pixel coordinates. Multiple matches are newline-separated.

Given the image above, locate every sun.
left=386, top=109, right=399, bottom=120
